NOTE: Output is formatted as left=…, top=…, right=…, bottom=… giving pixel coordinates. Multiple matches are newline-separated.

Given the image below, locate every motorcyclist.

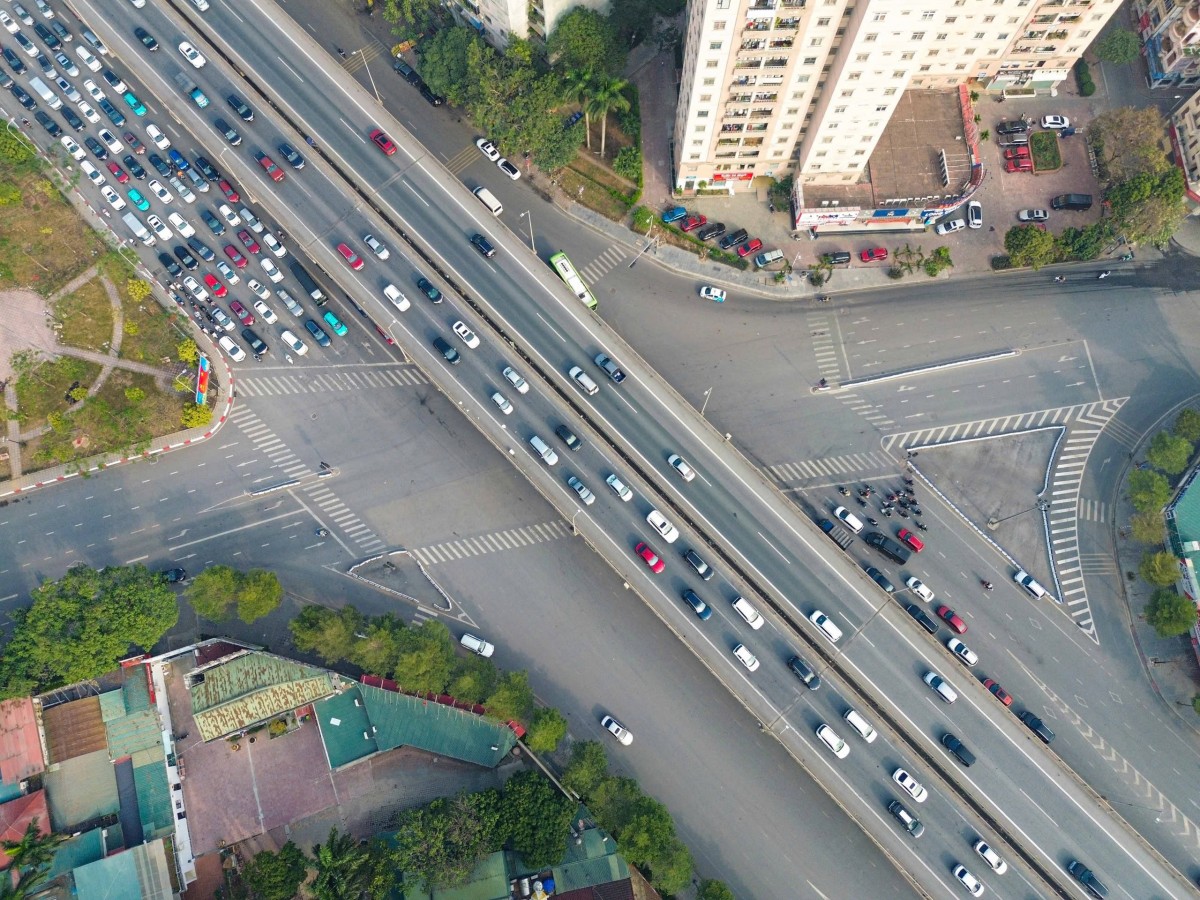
left=1098, top=271, right=1110, bottom=279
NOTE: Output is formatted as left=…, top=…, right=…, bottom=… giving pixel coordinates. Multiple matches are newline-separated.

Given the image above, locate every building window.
left=865, top=32, right=877, bottom=41
left=955, top=62, right=967, bottom=69
left=974, top=31, right=985, bottom=39
left=804, top=56, right=818, bottom=65
left=848, top=71, right=861, bottom=80
left=698, top=110, right=709, bottom=117
left=818, top=17, right=831, bottom=25
left=810, top=37, right=823, bottom=46
left=834, top=105, right=847, bottom=113
left=912, top=31, right=925, bottom=39
left=693, top=140, right=704, bottom=145
left=936, top=32, right=947, bottom=40
left=796, top=75, right=810, bottom=83
left=872, top=11, right=886, bottom=20
left=921, top=10, right=934, bottom=20
left=695, top=126, right=706, bottom=132
left=883, top=87, right=896, bottom=94
left=919, top=64, right=931, bottom=71
left=892, top=70, right=904, bottom=78
left=901, top=51, right=914, bottom=59
left=713, top=20, right=727, bottom=30
left=690, top=154, right=701, bottom=159
left=945, top=16, right=956, bottom=23
left=716, top=0, right=730, bottom=7
left=706, top=60, right=719, bottom=68
left=876, top=104, right=888, bottom=111
left=856, top=53, right=870, bottom=61
left=709, top=41, right=723, bottom=49
left=928, top=49, right=939, bottom=56
left=816, top=150, right=828, bottom=156
left=854, top=149, right=866, bottom=155
left=704, top=78, right=716, bottom=85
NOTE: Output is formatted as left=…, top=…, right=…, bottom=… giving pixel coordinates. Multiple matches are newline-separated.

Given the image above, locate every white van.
left=833, top=505, right=864, bottom=534
left=122, top=212, right=155, bottom=246
left=923, top=671, right=958, bottom=704
left=28, top=76, right=61, bottom=109
left=459, top=633, right=495, bottom=657
left=843, top=708, right=877, bottom=743
left=529, top=434, right=558, bottom=466
left=568, top=365, right=599, bottom=396
left=473, top=185, right=503, bottom=216
left=754, top=248, right=784, bottom=269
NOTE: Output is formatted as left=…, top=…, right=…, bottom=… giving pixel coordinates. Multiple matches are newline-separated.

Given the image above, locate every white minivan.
left=843, top=708, right=877, bottom=743
left=529, top=434, right=558, bottom=466
left=834, top=505, right=864, bottom=534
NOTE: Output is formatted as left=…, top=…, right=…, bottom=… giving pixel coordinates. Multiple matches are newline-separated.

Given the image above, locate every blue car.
left=662, top=206, right=687, bottom=224
left=168, top=148, right=190, bottom=171
left=681, top=588, right=713, bottom=621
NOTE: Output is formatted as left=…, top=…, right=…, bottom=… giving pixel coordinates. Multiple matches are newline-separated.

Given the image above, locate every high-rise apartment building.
left=673, top=0, right=1123, bottom=192
left=448, top=0, right=607, bottom=47
left=1133, top=0, right=1200, bottom=88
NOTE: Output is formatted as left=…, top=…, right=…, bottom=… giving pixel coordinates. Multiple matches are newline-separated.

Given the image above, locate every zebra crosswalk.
left=766, top=450, right=898, bottom=488
left=578, top=246, right=628, bottom=284
left=410, top=519, right=570, bottom=566
left=235, top=365, right=427, bottom=397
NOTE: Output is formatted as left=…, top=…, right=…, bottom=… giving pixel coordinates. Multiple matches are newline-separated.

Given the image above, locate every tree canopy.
left=1095, top=29, right=1142, bottom=65
left=499, top=771, right=575, bottom=867
left=1004, top=224, right=1057, bottom=269
left=241, top=841, right=308, bottom=900
left=391, top=792, right=502, bottom=888
left=1128, top=469, right=1171, bottom=513
left=1145, top=588, right=1196, bottom=637
left=1140, top=550, right=1180, bottom=588
left=548, top=8, right=625, bottom=76
left=0, top=565, right=178, bottom=699
left=310, top=828, right=395, bottom=900
left=1146, top=430, right=1193, bottom=475
left=1175, top=409, right=1200, bottom=443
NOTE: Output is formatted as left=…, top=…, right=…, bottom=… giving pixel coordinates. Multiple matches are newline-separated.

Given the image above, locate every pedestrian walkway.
left=766, top=450, right=898, bottom=490
left=409, top=519, right=570, bottom=566
left=233, top=364, right=427, bottom=398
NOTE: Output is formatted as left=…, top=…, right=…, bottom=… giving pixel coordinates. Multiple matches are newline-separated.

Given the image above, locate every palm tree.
left=311, top=828, right=388, bottom=900
left=589, top=76, right=631, bottom=159
left=1, top=818, right=65, bottom=886
left=563, top=68, right=595, bottom=149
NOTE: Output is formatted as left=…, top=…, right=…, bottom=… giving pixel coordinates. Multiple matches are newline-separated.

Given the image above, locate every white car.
left=905, top=576, right=934, bottom=603
left=497, top=157, right=520, bottom=180
left=75, top=44, right=100, bottom=72
left=601, top=714, right=632, bottom=746
left=973, top=840, right=1007, bottom=874
left=475, top=137, right=500, bottom=162
left=363, top=233, right=389, bottom=259
left=0, top=11, right=18, bottom=34
left=244, top=302, right=273, bottom=326
left=732, top=596, right=764, bottom=629
left=167, top=212, right=195, bottom=238
left=567, top=474, right=594, bottom=504
left=145, top=123, right=170, bottom=149
left=261, top=231, right=286, bottom=257
left=281, top=329, right=308, bottom=355
left=816, top=724, right=849, bottom=759
left=97, top=129, right=122, bottom=154
left=1040, top=114, right=1070, bottom=129
left=502, top=365, right=529, bottom=394
left=491, top=391, right=513, bottom=415
left=383, top=284, right=409, bottom=311
left=452, top=321, right=479, bottom=348
left=700, top=285, right=726, bottom=303
left=1018, top=209, right=1048, bottom=222
left=217, top=335, right=245, bottom=361
left=947, top=637, right=978, bottom=667
left=892, top=768, right=928, bottom=803
left=216, top=260, right=239, bottom=283
left=605, top=473, right=632, bottom=502
left=146, top=214, right=172, bottom=241
left=952, top=865, right=984, bottom=897
left=238, top=207, right=263, bottom=232
left=147, top=179, right=173, bottom=204
left=182, top=276, right=208, bottom=301
left=178, top=41, right=206, bottom=68
left=967, top=200, right=982, bottom=229
left=59, top=135, right=85, bottom=160
left=80, top=160, right=104, bottom=186
left=33, top=0, right=53, bottom=20
left=54, top=77, right=80, bottom=102
left=732, top=643, right=760, bottom=672
left=668, top=453, right=695, bottom=482
left=260, top=257, right=283, bottom=283
left=459, top=632, right=495, bottom=658
left=809, top=609, right=843, bottom=643
left=646, top=509, right=679, bottom=544
left=168, top=176, right=195, bottom=203
left=99, top=185, right=124, bottom=209
left=218, top=204, right=239, bottom=227
left=935, top=218, right=966, bottom=236
left=82, top=79, right=105, bottom=102
left=76, top=100, right=99, bottom=123
left=246, top=278, right=270, bottom=300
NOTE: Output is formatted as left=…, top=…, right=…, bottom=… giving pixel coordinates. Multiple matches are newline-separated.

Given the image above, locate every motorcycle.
left=316, top=528, right=329, bottom=537
left=1098, top=271, right=1111, bottom=279
left=1119, top=253, right=1133, bottom=261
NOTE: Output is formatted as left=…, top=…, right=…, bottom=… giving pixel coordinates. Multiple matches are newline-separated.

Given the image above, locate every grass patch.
left=13, top=355, right=103, bottom=431
left=1030, top=132, right=1061, bottom=172
left=568, top=152, right=636, bottom=194
left=558, top=166, right=634, bottom=222
left=54, top=279, right=113, bottom=354
left=117, top=280, right=186, bottom=365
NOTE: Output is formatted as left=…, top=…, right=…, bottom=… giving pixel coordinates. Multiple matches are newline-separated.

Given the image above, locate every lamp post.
left=570, top=509, right=582, bottom=535
left=629, top=225, right=658, bottom=269
left=519, top=210, right=535, bottom=251
left=353, top=48, right=381, bottom=103
left=986, top=496, right=1049, bottom=529
left=700, top=387, right=713, bottom=417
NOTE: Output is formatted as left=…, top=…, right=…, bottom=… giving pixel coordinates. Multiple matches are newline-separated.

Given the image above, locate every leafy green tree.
left=1089, top=107, right=1169, bottom=184
left=348, top=613, right=406, bottom=678
left=1004, top=225, right=1057, bottom=269
left=290, top=605, right=364, bottom=664
left=499, top=771, right=573, bottom=867
left=417, top=26, right=480, bottom=107
left=1058, top=222, right=1111, bottom=261
left=392, top=793, right=498, bottom=888
left=241, top=841, right=308, bottom=900
left=1175, top=409, right=1200, bottom=442
left=1129, top=510, right=1165, bottom=544
left=0, top=565, right=178, bottom=699
left=589, top=77, right=630, bottom=158
left=447, top=652, right=498, bottom=704
left=548, top=8, right=624, bottom=76
left=180, top=403, right=213, bottom=428
left=237, top=569, right=284, bottom=623
left=485, top=670, right=535, bottom=722
left=1096, top=29, right=1142, bottom=65
left=1128, top=469, right=1171, bottom=513
left=589, top=775, right=642, bottom=835
left=698, top=880, right=736, bottom=900
left=392, top=619, right=454, bottom=692
left=1145, top=588, right=1196, bottom=637
left=645, top=836, right=693, bottom=895
left=561, top=740, right=609, bottom=798
left=1140, top=550, right=1179, bottom=587
left=616, top=795, right=675, bottom=866
left=381, top=0, right=443, bottom=39
left=310, top=829, right=395, bottom=900
left=613, top=146, right=642, bottom=182
left=1107, top=167, right=1186, bottom=245
left=185, top=564, right=241, bottom=621
left=1146, top=430, right=1192, bottom=474
left=525, top=707, right=568, bottom=752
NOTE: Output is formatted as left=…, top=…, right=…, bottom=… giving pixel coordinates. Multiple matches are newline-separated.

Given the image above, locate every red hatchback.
left=737, top=238, right=763, bottom=258
left=229, top=299, right=254, bottom=325
left=370, top=128, right=397, bottom=156
left=203, top=273, right=227, bottom=298
left=219, top=179, right=240, bottom=203
left=337, top=242, right=365, bottom=271
left=254, top=151, right=285, bottom=182
left=898, top=528, right=924, bottom=552
left=1005, top=159, right=1033, bottom=173
left=860, top=247, right=888, bottom=262
left=237, top=229, right=260, bottom=253
left=984, top=678, right=1013, bottom=707
left=936, top=605, right=967, bottom=634
left=680, top=214, right=707, bottom=233
left=224, top=245, right=248, bottom=268
left=107, top=162, right=129, bottom=184
left=635, top=542, right=666, bottom=574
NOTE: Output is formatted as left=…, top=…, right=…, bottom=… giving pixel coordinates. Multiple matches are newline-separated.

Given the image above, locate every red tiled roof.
left=0, top=791, right=49, bottom=871
left=0, top=699, right=44, bottom=785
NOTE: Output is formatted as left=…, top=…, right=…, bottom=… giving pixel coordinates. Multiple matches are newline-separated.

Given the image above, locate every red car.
left=860, top=247, right=888, bottom=262
left=898, top=528, right=924, bottom=552
left=737, top=238, right=763, bottom=258
left=370, top=128, right=397, bottom=156
left=337, top=242, right=364, bottom=271
left=219, top=179, right=240, bottom=203
left=106, top=162, right=129, bottom=184
left=680, top=214, right=707, bottom=233
left=936, top=605, right=967, bottom=634
left=224, top=245, right=248, bottom=268
left=1005, top=159, right=1033, bottom=173
left=635, top=542, right=666, bottom=574
left=984, top=678, right=1013, bottom=707
left=229, top=299, right=254, bottom=325
left=203, top=273, right=227, bottom=298
left=237, top=229, right=260, bottom=253
left=1003, top=147, right=1031, bottom=160
left=373, top=323, right=395, bottom=345
left=254, top=151, right=285, bottom=182
left=123, top=132, right=145, bottom=154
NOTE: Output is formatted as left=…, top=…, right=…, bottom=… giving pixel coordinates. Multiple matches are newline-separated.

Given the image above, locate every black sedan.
left=696, top=222, right=726, bottom=241
left=278, top=142, right=305, bottom=169
left=173, top=246, right=199, bottom=270
left=226, top=93, right=254, bottom=122
left=416, top=276, right=442, bottom=303
left=134, top=27, right=158, bottom=51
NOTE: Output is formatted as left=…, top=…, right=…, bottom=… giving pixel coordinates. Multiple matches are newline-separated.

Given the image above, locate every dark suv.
left=903, top=603, right=937, bottom=635
left=887, top=799, right=924, bottom=838
left=226, top=93, right=254, bottom=121
left=696, top=222, right=726, bottom=241
left=214, top=117, right=242, bottom=146
left=719, top=227, right=748, bottom=250
left=822, top=250, right=852, bottom=265
left=392, top=58, right=420, bottom=84
left=555, top=424, right=582, bottom=451
left=940, top=732, right=975, bottom=767
left=1067, top=861, right=1108, bottom=899
left=787, top=655, right=821, bottom=690
left=470, top=233, right=495, bottom=258
left=433, top=336, right=459, bottom=365
left=1018, top=711, right=1054, bottom=744
left=996, top=119, right=1028, bottom=135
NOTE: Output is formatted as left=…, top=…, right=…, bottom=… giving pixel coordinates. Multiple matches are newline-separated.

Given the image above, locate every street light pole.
left=570, top=509, right=581, bottom=535
left=354, top=49, right=381, bottom=103
left=986, top=496, right=1049, bottom=529
left=700, top=387, right=713, bottom=417
left=519, top=211, right=535, bottom=251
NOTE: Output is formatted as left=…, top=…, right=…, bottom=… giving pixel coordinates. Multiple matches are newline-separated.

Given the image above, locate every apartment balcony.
left=744, top=20, right=771, bottom=31
left=781, top=0, right=806, bottom=7
left=743, top=137, right=765, bottom=146
left=747, top=123, right=769, bottom=132
left=730, top=93, right=753, bottom=102
left=735, top=59, right=764, bottom=69
left=742, top=40, right=767, bottom=50
left=747, top=0, right=778, bottom=18
left=739, top=150, right=762, bottom=158
left=726, top=109, right=749, bottom=118
left=1046, top=29, right=1068, bottom=38
left=764, top=56, right=789, bottom=68
left=775, top=17, right=801, bottom=30
left=750, top=107, right=775, bottom=117
left=769, top=38, right=795, bottom=49
left=718, top=138, right=742, bottom=146
left=721, top=123, right=745, bottom=133
left=716, top=151, right=738, bottom=158
left=732, top=76, right=757, bottom=86
left=753, top=92, right=779, bottom=101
